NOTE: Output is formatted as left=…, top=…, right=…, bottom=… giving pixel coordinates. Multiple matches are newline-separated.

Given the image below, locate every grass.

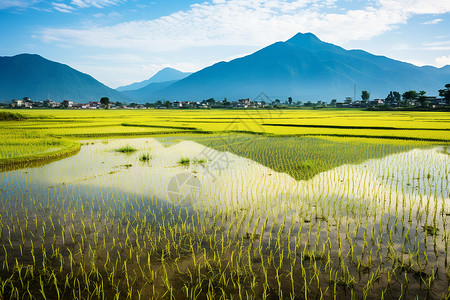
left=139, top=153, right=151, bottom=161
left=0, top=111, right=26, bottom=121
left=114, top=145, right=137, bottom=153
left=0, top=108, right=447, bottom=187
left=0, top=128, right=81, bottom=171
left=189, top=134, right=429, bottom=180
left=178, top=157, right=190, bottom=165
left=194, top=158, right=207, bottom=164
left=178, top=157, right=207, bottom=166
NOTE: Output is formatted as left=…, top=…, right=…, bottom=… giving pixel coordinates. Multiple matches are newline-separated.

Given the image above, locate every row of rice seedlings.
left=191, top=134, right=431, bottom=181
left=0, top=142, right=448, bottom=299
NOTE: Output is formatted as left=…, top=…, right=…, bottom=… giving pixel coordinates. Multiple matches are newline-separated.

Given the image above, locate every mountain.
left=0, top=54, right=129, bottom=102
left=122, top=80, right=178, bottom=101
left=116, top=68, right=192, bottom=91
left=149, top=33, right=450, bottom=101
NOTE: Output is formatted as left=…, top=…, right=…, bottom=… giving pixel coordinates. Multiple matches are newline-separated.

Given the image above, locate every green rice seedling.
left=139, top=154, right=151, bottom=162
left=0, top=121, right=448, bottom=299
left=178, top=157, right=191, bottom=165
left=114, top=145, right=137, bottom=153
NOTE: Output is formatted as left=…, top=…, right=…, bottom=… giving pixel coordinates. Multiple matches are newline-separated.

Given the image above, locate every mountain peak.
left=159, top=67, right=179, bottom=72
left=5, top=53, right=45, bottom=61
left=0, top=54, right=128, bottom=102
left=286, top=32, right=323, bottom=46
left=151, top=32, right=446, bottom=101
left=116, top=67, right=192, bottom=91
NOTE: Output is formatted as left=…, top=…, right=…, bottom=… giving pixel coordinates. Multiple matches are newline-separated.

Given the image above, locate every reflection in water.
left=6, top=138, right=447, bottom=213
left=0, top=137, right=449, bottom=299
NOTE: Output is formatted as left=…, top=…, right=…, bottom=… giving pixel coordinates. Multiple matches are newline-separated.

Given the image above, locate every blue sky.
left=1, top=0, right=450, bottom=88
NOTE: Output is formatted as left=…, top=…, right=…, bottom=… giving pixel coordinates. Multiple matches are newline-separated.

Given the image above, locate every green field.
left=1, top=109, right=448, bottom=171
left=0, top=109, right=449, bottom=299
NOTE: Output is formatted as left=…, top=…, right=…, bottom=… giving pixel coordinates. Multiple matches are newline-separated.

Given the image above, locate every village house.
left=11, top=99, right=24, bottom=108
left=87, top=101, right=102, bottom=109
left=43, top=99, right=58, bottom=108
left=370, top=99, right=385, bottom=106
left=237, top=98, right=251, bottom=108
left=61, top=100, right=74, bottom=108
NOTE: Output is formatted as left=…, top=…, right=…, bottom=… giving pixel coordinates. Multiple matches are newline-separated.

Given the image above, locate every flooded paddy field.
left=0, top=136, right=449, bottom=299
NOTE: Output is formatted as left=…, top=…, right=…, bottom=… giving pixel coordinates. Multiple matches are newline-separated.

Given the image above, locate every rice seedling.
left=0, top=109, right=448, bottom=299
left=139, top=154, right=151, bottom=162
left=178, top=157, right=190, bottom=165
left=114, top=145, right=137, bottom=153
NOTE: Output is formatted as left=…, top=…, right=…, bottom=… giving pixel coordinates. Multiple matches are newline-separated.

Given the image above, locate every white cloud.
left=52, top=2, right=75, bottom=13
left=422, top=18, right=443, bottom=25
left=0, top=0, right=37, bottom=9
left=71, top=0, right=122, bottom=9
left=38, top=0, right=450, bottom=51
left=379, top=0, right=450, bottom=14
left=424, top=40, right=450, bottom=47
left=0, top=0, right=122, bottom=11
left=436, top=54, right=450, bottom=67
left=423, top=40, right=450, bottom=51
left=34, top=0, right=450, bottom=85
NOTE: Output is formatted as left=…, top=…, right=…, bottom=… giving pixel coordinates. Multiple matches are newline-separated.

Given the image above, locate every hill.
left=121, top=80, right=178, bottom=101
left=116, top=67, right=192, bottom=92
left=0, top=54, right=129, bottom=102
left=149, top=33, right=450, bottom=101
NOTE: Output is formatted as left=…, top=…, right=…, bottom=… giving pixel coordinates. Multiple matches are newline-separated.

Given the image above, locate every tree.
left=417, top=91, right=427, bottom=107
left=344, top=97, right=352, bottom=104
left=330, top=99, right=337, bottom=107
left=164, top=101, right=172, bottom=108
left=439, top=83, right=450, bottom=105
left=288, top=97, right=293, bottom=106
left=100, top=97, right=110, bottom=109
left=385, top=91, right=400, bottom=104
left=361, top=90, right=370, bottom=102
left=115, top=101, right=123, bottom=108
left=393, top=91, right=401, bottom=103
left=385, top=92, right=394, bottom=102
left=402, top=90, right=417, bottom=106
left=206, top=98, right=215, bottom=107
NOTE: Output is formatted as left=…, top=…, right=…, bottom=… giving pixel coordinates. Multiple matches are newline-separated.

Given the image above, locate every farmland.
left=1, top=109, right=449, bottom=171
left=0, top=108, right=449, bottom=299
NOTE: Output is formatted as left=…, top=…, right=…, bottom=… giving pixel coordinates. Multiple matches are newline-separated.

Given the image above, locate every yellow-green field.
left=0, top=109, right=449, bottom=299
left=1, top=108, right=448, bottom=172
left=2, top=109, right=450, bottom=138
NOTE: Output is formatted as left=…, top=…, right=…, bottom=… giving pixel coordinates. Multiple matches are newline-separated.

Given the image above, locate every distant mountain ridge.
left=116, top=68, right=192, bottom=92
left=144, top=32, right=450, bottom=101
left=121, top=80, right=179, bottom=101
left=0, top=54, right=129, bottom=102
left=2, top=34, right=449, bottom=104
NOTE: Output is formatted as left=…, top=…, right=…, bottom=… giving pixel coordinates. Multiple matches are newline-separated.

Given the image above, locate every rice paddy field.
left=0, top=108, right=449, bottom=299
